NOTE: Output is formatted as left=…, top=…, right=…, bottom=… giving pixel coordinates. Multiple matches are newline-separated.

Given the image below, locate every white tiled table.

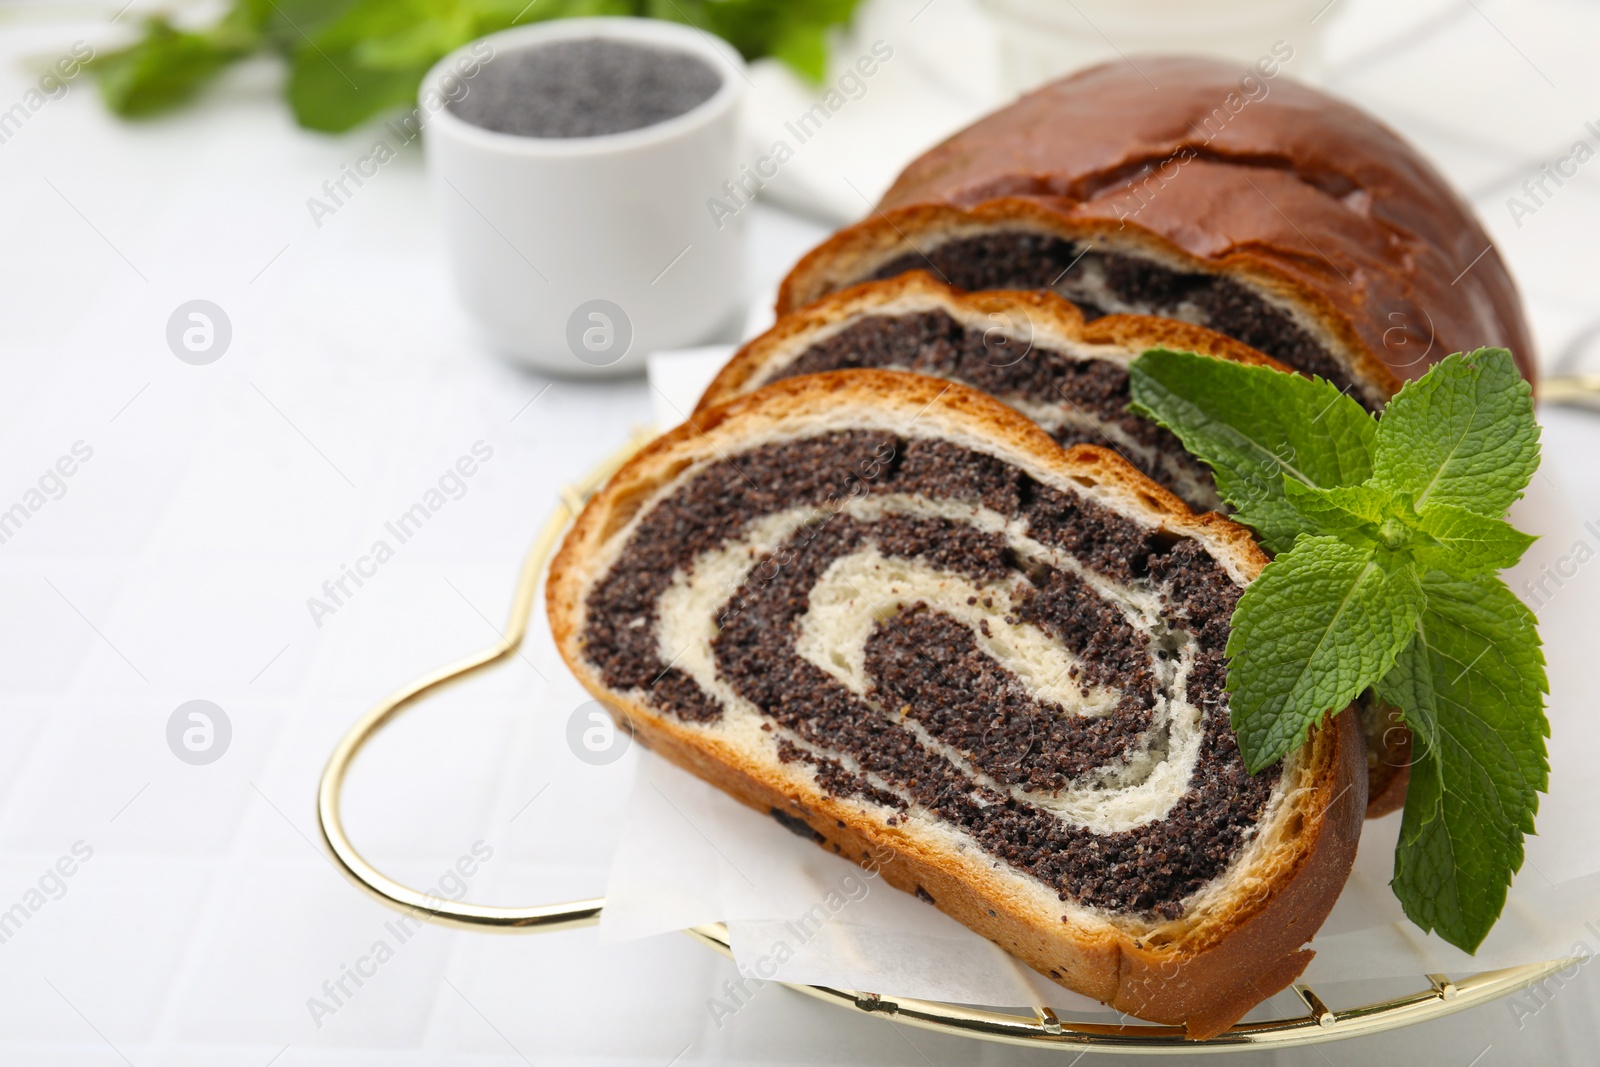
left=1, top=0, right=1597, bottom=1062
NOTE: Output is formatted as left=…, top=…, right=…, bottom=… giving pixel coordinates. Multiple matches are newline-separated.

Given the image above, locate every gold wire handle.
left=315, top=427, right=654, bottom=933
left=314, top=423, right=1578, bottom=1053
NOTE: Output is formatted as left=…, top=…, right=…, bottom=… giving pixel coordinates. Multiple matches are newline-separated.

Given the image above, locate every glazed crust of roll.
left=548, top=371, right=1367, bottom=1040
left=778, top=57, right=1534, bottom=401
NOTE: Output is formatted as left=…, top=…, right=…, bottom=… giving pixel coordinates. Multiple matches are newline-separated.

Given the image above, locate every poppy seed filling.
left=580, top=432, right=1277, bottom=918
left=865, top=232, right=1370, bottom=406
left=759, top=308, right=1218, bottom=508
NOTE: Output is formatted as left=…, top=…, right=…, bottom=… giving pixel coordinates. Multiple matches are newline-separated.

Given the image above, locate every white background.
left=0, top=0, right=1598, bottom=1062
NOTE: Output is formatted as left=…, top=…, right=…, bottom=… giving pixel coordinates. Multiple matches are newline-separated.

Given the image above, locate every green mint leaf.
left=287, top=47, right=428, bottom=132
left=649, top=0, right=862, bottom=81
left=351, top=13, right=479, bottom=71
left=1381, top=573, right=1548, bottom=952
left=1226, top=535, right=1424, bottom=772
left=1371, top=631, right=1441, bottom=763
left=1413, top=504, right=1537, bottom=577
left=1128, top=349, right=1375, bottom=554
left=250, top=0, right=362, bottom=53
left=90, top=15, right=256, bottom=117
left=1373, top=349, right=1538, bottom=517
left=767, top=17, right=831, bottom=81
left=285, top=0, right=454, bottom=131
left=1281, top=479, right=1387, bottom=543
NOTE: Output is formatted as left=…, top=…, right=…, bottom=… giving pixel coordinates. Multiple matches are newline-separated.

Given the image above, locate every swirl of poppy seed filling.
left=580, top=431, right=1278, bottom=918
left=862, top=233, right=1372, bottom=407
left=755, top=308, right=1219, bottom=509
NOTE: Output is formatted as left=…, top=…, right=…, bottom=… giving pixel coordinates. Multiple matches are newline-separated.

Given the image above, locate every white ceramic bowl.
left=421, top=18, right=748, bottom=376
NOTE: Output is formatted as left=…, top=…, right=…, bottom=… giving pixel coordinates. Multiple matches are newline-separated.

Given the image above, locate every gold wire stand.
left=316, top=391, right=1596, bottom=1053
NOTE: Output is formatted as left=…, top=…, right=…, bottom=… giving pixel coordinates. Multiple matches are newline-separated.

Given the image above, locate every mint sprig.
left=1381, top=575, right=1546, bottom=946
left=1123, top=352, right=1375, bottom=554
left=1129, top=347, right=1549, bottom=953
left=1224, top=533, right=1423, bottom=771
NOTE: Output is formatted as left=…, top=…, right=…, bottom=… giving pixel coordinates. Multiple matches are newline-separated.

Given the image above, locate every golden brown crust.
left=701, top=270, right=1285, bottom=414
left=867, top=57, right=1535, bottom=395
left=547, top=371, right=1365, bottom=1039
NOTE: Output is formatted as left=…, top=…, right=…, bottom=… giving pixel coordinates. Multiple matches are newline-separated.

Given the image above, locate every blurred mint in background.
left=89, top=0, right=863, bottom=132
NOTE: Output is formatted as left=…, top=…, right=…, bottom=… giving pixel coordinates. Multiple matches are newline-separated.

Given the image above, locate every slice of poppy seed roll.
left=698, top=271, right=1283, bottom=512
left=548, top=371, right=1366, bottom=1040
